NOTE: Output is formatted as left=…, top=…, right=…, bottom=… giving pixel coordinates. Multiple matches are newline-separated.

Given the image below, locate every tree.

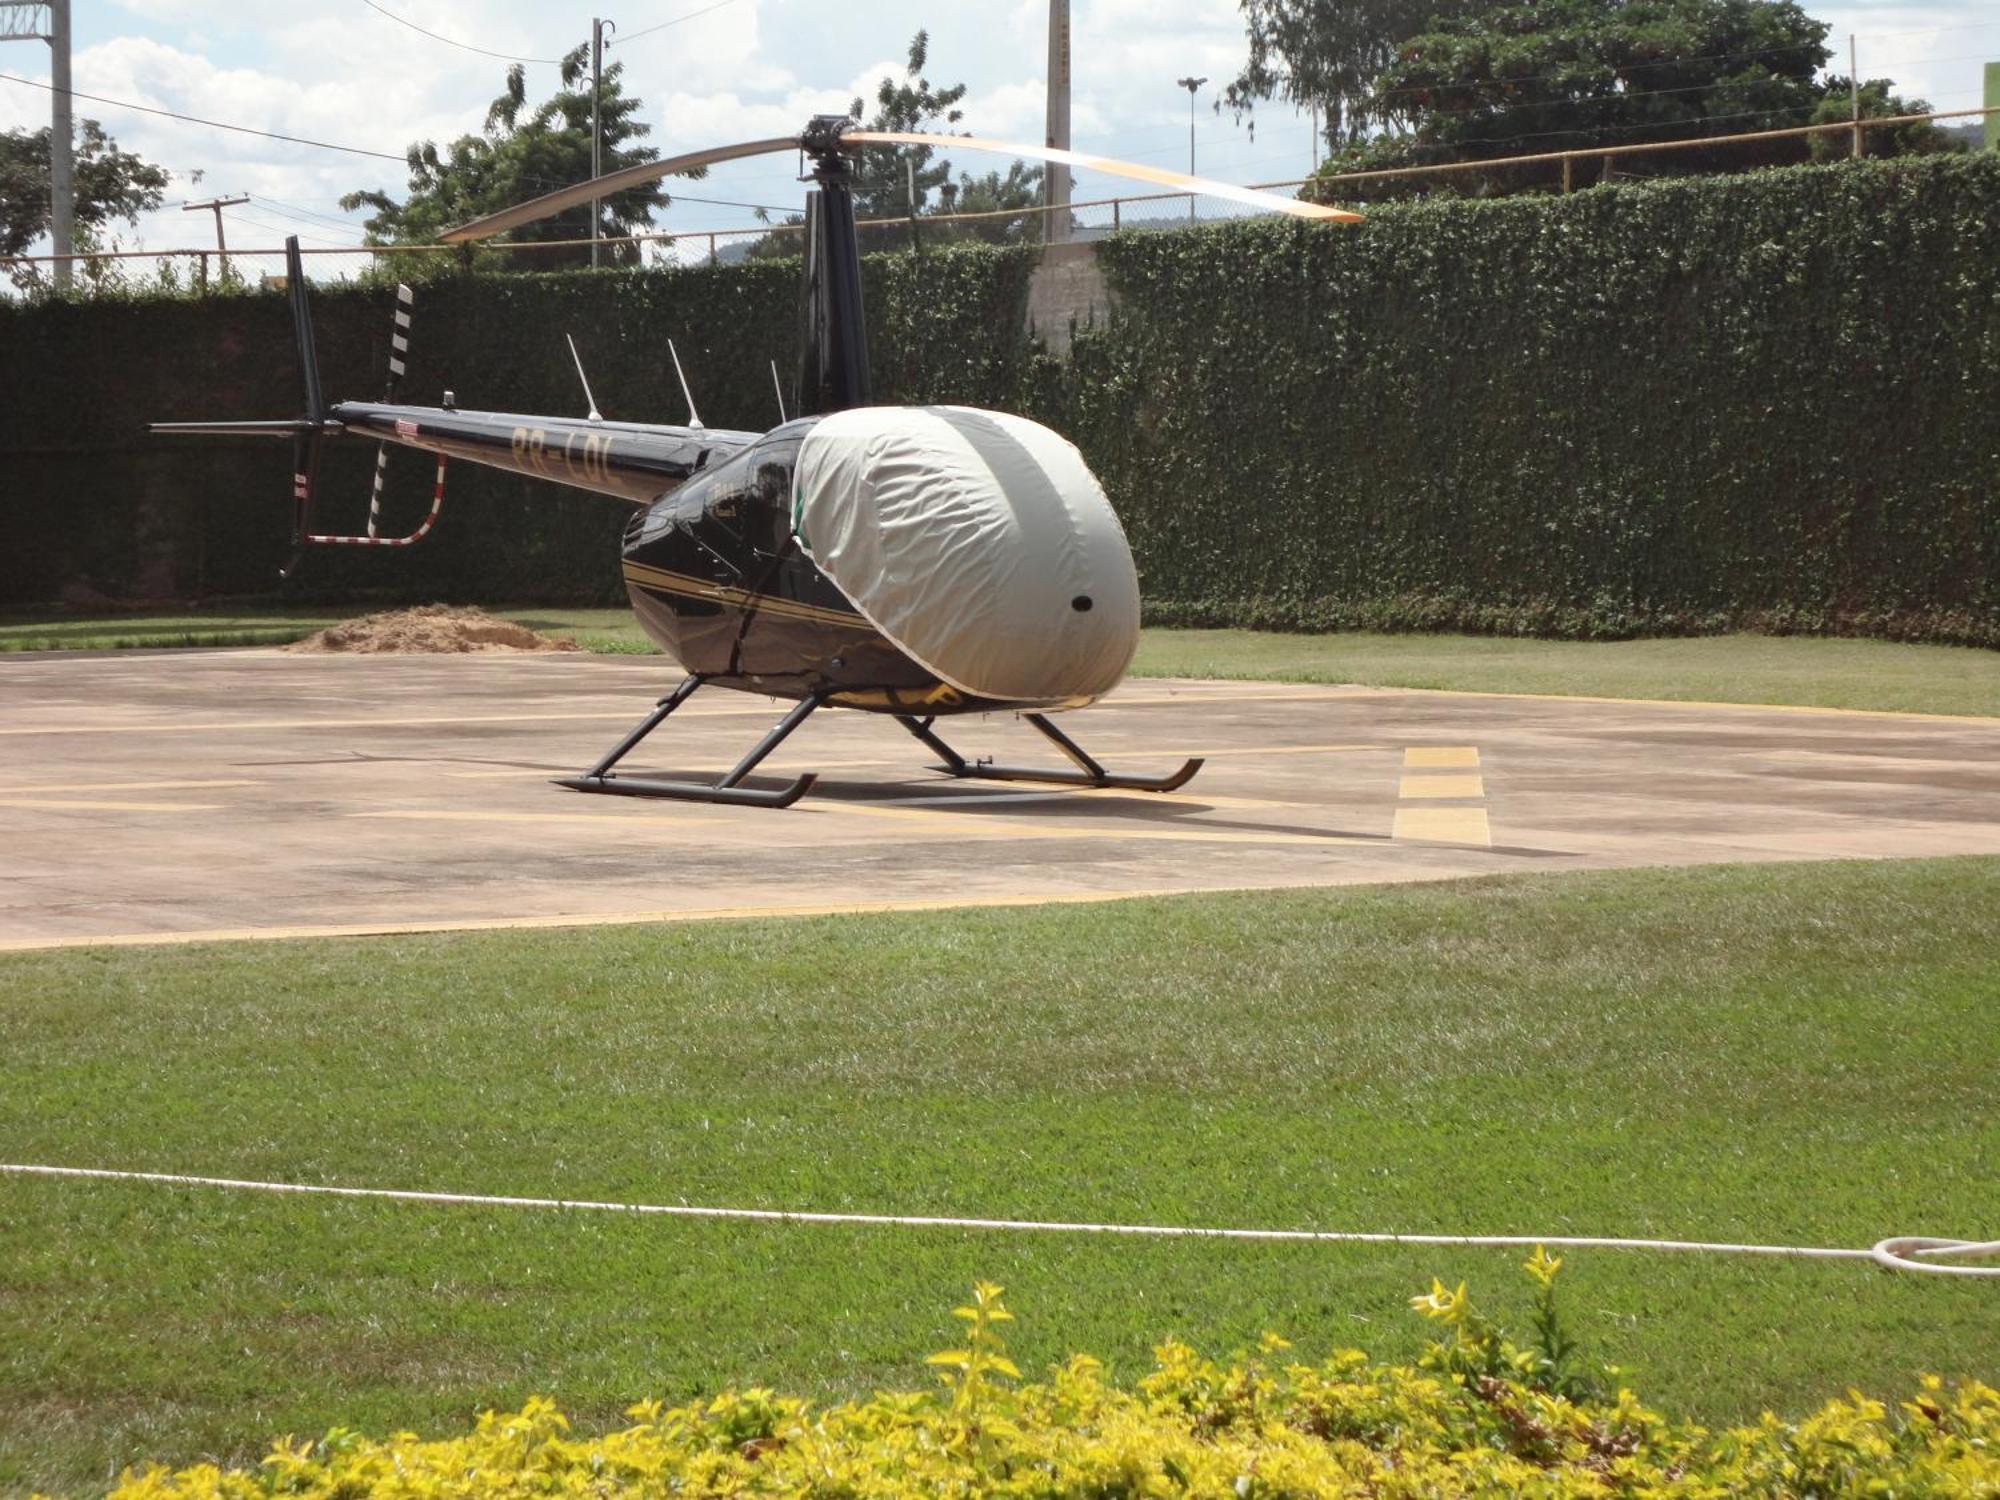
left=936, top=160, right=1045, bottom=245
left=341, top=46, right=680, bottom=268
left=1224, top=0, right=1479, bottom=152
left=1304, top=0, right=1833, bottom=201
left=846, top=30, right=966, bottom=250
left=1806, top=78, right=1967, bottom=161
left=0, top=118, right=169, bottom=259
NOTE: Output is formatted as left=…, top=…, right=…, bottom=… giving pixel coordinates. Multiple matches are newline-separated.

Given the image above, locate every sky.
left=2, top=0, right=1997, bottom=266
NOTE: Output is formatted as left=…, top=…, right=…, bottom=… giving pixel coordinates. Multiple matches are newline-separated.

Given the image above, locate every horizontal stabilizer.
left=150, top=419, right=345, bottom=438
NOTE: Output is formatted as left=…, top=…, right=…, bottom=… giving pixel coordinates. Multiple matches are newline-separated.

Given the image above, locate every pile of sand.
left=286, top=605, right=579, bottom=654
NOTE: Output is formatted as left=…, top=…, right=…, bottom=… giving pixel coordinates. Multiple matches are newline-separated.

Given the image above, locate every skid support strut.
left=897, top=712, right=1202, bottom=793
left=556, top=676, right=821, bottom=808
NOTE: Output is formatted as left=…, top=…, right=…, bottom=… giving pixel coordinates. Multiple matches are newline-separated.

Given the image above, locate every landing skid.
left=898, top=712, right=1203, bottom=793
left=557, top=681, right=1202, bottom=809
left=555, top=675, right=820, bottom=809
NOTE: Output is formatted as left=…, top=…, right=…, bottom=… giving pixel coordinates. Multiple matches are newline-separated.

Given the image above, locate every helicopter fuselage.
left=332, top=400, right=1061, bottom=715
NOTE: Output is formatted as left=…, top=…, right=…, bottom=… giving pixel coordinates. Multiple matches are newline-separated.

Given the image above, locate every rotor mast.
left=797, top=115, right=871, bottom=417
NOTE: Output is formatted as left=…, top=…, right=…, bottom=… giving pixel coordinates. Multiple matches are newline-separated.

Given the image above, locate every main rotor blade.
left=847, top=131, right=1363, bottom=222
left=440, top=136, right=801, bottom=243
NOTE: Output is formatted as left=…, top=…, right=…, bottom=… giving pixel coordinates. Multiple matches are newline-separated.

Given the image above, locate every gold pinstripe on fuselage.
left=620, top=560, right=875, bottom=630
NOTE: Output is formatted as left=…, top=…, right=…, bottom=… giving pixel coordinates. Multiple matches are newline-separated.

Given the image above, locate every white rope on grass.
left=3, top=1163, right=1995, bottom=1278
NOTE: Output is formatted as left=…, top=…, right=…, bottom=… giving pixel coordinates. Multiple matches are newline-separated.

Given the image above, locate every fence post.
left=1113, top=198, right=1121, bottom=233
left=708, top=233, right=717, bottom=267
left=197, top=251, right=209, bottom=294
left=1561, top=155, right=1572, bottom=193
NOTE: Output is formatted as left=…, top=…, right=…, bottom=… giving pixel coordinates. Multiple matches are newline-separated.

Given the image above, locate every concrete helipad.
left=3, top=649, right=1998, bottom=950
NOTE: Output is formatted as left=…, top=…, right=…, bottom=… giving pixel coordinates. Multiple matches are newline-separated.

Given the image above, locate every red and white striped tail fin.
left=302, top=283, right=446, bottom=556
left=367, top=284, right=416, bottom=540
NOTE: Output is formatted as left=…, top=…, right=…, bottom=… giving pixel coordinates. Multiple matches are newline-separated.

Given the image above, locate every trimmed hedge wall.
left=3, top=154, right=1996, bottom=642
left=1060, top=151, right=2000, bottom=643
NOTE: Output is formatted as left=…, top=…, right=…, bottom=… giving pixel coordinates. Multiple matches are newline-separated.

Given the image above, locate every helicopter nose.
left=795, top=405, right=1140, bottom=704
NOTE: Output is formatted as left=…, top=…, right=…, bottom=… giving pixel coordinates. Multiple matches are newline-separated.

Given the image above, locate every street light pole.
left=1044, top=0, right=1071, bottom=244
left=1175, top=75, right=1206, bottom=224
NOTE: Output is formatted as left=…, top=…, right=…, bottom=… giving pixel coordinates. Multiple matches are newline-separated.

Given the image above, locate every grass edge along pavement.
left=3, top=608, right=1999, bottom=717
left=0, top=857, right=1995, bottom=1491
left=79, top=1280, right=2000, bottom=1499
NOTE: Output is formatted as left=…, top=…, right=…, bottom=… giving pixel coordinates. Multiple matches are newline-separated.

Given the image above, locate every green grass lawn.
left=0, top=609, right=355, bottom=653
left=1, top=859, right=1995, bottom=1492
left=1132, top=629, right=2000, bottom=718
left=4, top=608, right=1996, bottom=716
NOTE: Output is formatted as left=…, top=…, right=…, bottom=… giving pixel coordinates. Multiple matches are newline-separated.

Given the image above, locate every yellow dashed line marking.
left=348, top=809, right=708, bottom=828
left=0, top=798, right=227, bottom=812
left=1403, top=747, right=1479, bottom=769
left=1392, top=807, right=1492, bottom=846
left=1398, top=774, right=1485, bottom=800
left=0, top=690, right=1358, bottom=739
left=352, top=804, right=1365, bottom=849
left=0, top=711, right=649, bottom=738
left=0, top=887, right=1246, bottom=954
left=0, top=778, right=259, bottom=794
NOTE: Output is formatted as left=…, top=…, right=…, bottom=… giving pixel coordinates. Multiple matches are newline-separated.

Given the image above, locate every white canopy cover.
left=793, top=406, right=1141, bottom=706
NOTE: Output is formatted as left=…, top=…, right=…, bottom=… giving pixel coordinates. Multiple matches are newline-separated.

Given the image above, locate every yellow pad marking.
left=1398, top=774, right=1485, bottom=800
left=1392, top=807, right=1492, bottom=846
left=1403, top=747, right=1479, bottom=769
left=0, top=798, right=226, bottom=812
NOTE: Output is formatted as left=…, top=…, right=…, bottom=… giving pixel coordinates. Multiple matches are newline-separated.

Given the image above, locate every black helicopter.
left=156, top=115, right=1357, bottom=807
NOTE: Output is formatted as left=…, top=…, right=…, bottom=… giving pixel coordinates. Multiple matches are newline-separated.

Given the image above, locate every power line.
left=359, top=0, right=563, bottom=66
left=609, top=0, right=738, bottom=48
left=221, top=210, right=353, bottom=247
left=0, top=72, right=408, bottom=160
left=249, top=193, right=368, bottom=230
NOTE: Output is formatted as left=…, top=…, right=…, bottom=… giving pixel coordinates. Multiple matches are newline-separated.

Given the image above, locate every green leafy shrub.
left=97, top=1261, right=2000, bottom=1498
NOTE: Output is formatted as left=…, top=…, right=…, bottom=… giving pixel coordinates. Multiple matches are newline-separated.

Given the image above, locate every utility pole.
left=1044, top=0, right=1071, bottom=244
left=0, top=1, right=72, bottom=287
left=1175, top=75, right=1206, bottom=224
left=183, top=195, right=249, bottom=281
left=591, top=17, right=613, bottom=267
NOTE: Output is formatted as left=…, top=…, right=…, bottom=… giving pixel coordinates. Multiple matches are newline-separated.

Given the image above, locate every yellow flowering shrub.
left=99, top=1266, right=1999, bottom=1500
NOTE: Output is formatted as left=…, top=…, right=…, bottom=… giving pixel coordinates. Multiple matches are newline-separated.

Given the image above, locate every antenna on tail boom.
left=565, top=334, right=605, bottom=422
left=668, top=339, right=704, bottom=430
